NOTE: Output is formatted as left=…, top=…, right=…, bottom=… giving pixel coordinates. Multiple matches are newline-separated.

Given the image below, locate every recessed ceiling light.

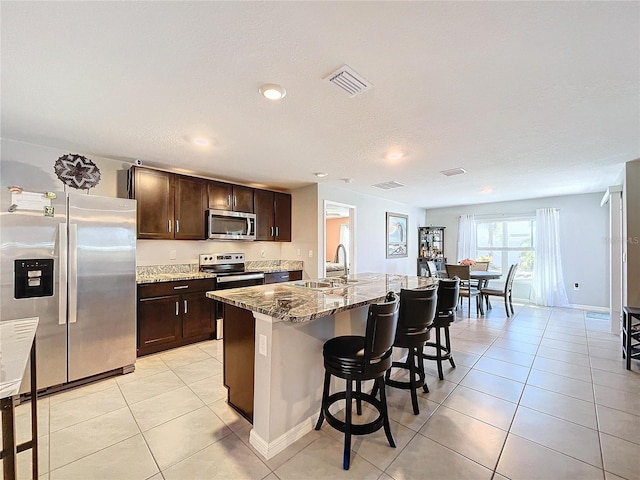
left=259, top=84, right=286, bottom=100
left=193, top=138, right=209, bottom=146
left=314, top=172, right=328, bottom=178
left=386, top=152, right=403, bottom=161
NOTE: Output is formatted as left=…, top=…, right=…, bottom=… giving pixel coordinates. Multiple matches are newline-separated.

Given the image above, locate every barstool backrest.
left=398, top=287, right=437, bottom=335
left=437, top=278, right=460, bottom=314
left=364, top=292, right=400, bottom=368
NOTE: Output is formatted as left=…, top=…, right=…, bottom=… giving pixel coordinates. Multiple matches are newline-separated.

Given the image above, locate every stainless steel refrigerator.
left=1, top=191, right=137, bottom=391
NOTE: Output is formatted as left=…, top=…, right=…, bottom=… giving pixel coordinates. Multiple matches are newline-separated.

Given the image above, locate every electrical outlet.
left=169, top=250, right=176, bottom=260
left=296, top=249, right=301, bottom=256
left=259, top=334, right=267, bottom=356
left=308, top=250, right=313, bottom=258
left=573, top=283, right=580, bottom=291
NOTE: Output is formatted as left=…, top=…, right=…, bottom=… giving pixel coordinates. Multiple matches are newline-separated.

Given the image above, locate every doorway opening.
left=323, top=201, right=355, bottom=278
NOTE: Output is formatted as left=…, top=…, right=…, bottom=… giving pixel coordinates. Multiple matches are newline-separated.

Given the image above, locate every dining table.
left=469, top=270, right=502, bottom=314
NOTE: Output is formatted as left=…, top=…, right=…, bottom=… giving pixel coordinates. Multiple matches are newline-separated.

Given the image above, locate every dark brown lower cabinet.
left=137, top=279, right=215, bottom=356
left=263, top=270, right=302, bottom=284
left=223, top=304, right=255, bottom=422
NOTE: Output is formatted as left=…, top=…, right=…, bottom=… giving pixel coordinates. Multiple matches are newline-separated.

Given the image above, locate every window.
left=475, top=217, right=535, bottom=281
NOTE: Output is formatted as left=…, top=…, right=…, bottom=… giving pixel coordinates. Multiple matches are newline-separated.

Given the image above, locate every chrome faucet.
left=334, top=243, right=349, bottom=277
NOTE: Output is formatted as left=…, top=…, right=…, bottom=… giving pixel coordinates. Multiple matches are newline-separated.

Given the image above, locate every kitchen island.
left=206, top=273, right=436, bottom=460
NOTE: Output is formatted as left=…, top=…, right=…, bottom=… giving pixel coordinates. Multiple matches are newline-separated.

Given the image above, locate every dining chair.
left=426, top=261, right=440, bottom=278
left=445, top=264, right=480, bottom=316
left=481, top=263, right=518, bottom=317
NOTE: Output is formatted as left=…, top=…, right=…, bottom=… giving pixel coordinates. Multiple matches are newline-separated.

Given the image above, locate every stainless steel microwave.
left=207, top=210, right=256, bottom=240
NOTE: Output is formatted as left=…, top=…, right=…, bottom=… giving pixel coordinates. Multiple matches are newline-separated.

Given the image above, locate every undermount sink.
left=291, top=277, right=369, bottom=291
left=292, top=281, right=334, bottom=290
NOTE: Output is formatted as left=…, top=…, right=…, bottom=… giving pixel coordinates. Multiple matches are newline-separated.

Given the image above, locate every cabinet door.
left=182, top=291, right=214, bottom=339
left=232, top=185, right=254, bottom=213
left=254, top=189, right=275, bottom=241
left=131, top=168, right=174, bottom=239
left=273, top=192, right=292, bottom=242
left=175, top=175, right=206, bottom=240
left=138, top=295, right=181, bottom=350
left=208, top=181, right=233, bottom=210
left=223, top=304, right=255, bottom=422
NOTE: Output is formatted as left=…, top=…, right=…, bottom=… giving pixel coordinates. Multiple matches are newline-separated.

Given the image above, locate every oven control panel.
left=199, top=253, right=244, bottom=267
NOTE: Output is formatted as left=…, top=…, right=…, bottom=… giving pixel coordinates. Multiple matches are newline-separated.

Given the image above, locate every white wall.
left=0, top=138, right=298, bottom=266
left=317, top=184, right=428, bottom=277
left=623, top=160, right=640, bottom=308
left=1, top=138, right=127, bottom=197
left=426, top=193, right=609, bottom=310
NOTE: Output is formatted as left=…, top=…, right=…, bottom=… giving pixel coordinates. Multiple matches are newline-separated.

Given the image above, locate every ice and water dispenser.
left=14, top=259, right=54, bottom=299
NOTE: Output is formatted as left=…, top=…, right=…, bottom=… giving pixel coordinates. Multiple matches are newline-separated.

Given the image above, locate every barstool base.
left=315, top=374, right=395, bottom=470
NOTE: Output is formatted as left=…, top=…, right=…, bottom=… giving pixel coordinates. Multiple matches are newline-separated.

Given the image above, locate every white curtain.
left=532, top=208, right=569, bottom=306
left=456, top=214, right=476, bottom=261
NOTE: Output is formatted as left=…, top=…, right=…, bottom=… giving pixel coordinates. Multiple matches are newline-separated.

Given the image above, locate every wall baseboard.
left=512, top=298, right=609, bottom=313
left=249, top=414, right=316, bottom=460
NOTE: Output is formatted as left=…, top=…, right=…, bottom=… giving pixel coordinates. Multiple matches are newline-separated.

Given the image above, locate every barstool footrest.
left=323, top=390, right=385, bottom=436
left=422, top=341, right=452, bottom=361
left=387, top=360, right=426, bottom=391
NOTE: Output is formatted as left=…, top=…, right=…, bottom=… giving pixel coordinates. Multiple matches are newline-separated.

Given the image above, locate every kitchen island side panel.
left=252, top=307, right=369, bottom=449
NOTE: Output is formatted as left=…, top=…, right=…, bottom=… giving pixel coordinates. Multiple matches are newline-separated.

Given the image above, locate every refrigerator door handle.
left=69, top=223, right=78, bottom=324
left=58, top=223, right=68, bottom=325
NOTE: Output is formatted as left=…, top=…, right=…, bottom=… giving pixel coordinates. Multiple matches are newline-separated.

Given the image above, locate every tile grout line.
left=488, top=306, right=551, bottom=478
left=585, top=310, right=608, bottom=480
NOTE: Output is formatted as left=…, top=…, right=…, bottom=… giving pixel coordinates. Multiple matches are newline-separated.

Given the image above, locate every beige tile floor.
left=3, top=303, right=640, bottom=479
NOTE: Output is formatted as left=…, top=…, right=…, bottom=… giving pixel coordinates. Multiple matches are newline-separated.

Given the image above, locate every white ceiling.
left=2, top=2, right=638, bottom=208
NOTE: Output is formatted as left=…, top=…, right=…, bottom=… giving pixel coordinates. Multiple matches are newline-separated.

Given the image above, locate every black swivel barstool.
left=379, top=287, right=437, bottom=415
left=423, top=278, right=460, bottom=380
left=314, top=292, right=400, bottom=470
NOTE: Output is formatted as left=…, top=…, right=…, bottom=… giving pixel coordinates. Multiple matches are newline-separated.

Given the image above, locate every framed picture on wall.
left=386, top=212, right=408, bottom=258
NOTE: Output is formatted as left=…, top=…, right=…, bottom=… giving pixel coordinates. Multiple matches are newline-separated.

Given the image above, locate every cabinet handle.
left=275, top=226, right=279, bottom=237
left=227, top=194, right=231, bottom=207
left=270, top=226, right=274, bottom=237
left=233, top=195, right=237, bottom=208
left=173, top=285, right=188, bottom=290
left=176, top=220, right=179, bottom=233
left=175, top=301, right=179, bottom=316
left=168, top=220, right=172, bottom=233
left=184, top=300, right=188, bottom=314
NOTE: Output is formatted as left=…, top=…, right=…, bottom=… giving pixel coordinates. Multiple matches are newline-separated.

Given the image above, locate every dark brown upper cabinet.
left=129, top=167, right=206, bottom=239
left=254, top=189, right=292, bottom=242
left=207, top=181, right=254, bottom=213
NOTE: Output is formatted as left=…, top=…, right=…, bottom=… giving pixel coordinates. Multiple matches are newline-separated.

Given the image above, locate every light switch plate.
left=259, top=334, right=267, bottom=356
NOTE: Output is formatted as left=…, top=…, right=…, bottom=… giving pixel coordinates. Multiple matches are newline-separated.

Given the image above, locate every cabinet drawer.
left=138, top=278, right=216, bottom=298
left=264, top=270, right=302, bottom=284
left=264, top=271, right=290, bottom=284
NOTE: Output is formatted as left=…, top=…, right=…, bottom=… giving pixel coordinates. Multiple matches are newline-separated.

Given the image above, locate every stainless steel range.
left=199, top=253, right=265, bottom=289
left=200, top=253, right=264, bottom=340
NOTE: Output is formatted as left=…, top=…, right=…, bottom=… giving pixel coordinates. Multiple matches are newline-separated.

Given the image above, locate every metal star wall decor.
left=54, top=153, right=101, bottom=190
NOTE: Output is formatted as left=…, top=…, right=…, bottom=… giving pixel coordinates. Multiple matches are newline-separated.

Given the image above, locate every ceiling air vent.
left=373, top=180, right=405, bottom=190
left=440, top=167, right=467, bottom=177
left=325, top=65, right=372, bottom=97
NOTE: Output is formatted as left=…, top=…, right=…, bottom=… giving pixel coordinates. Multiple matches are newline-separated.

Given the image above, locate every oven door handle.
left=216, top=273, right=264, bottom=283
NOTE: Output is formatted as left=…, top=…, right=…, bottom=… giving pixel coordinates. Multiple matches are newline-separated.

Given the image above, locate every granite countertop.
left=207, top=273, right=437, bottom=323
left=136, top=260, right=304, bottom=284
left=136, top=271, right=217, bottom=284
